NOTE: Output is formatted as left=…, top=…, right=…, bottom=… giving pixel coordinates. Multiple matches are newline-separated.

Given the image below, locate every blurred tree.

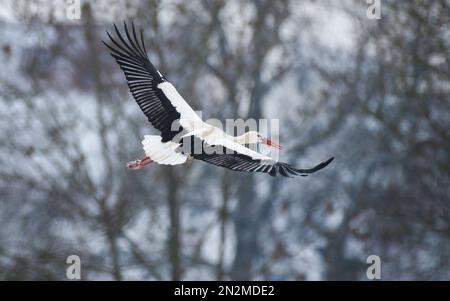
left=302, top=0, right=450, bottom=280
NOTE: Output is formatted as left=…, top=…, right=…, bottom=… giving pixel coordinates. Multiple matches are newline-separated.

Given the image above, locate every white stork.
left=103, top=22, right=333, bottom=177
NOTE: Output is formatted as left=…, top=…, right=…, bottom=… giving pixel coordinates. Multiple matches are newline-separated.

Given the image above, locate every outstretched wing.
left=103, top=22, right=201, bottom=142
left=182, top=136, right=333, bottom=178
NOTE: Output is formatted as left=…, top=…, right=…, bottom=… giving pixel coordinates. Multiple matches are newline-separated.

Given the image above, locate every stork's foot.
left=127, top=156, right=153, bottom=170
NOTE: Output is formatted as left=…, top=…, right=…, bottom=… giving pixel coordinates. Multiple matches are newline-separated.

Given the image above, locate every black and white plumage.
left=189, top=138, right=334, bottom=177
left=103, top=22, right=333, bottom=177
left=103, top=23, right=183, bottom=142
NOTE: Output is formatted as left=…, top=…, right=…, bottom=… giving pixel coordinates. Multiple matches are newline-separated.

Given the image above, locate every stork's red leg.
left=127, top=156, right=154, bottom=170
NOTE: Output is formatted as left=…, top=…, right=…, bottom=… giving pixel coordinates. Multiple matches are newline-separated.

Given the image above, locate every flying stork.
left=103, top=22, right=333, bottom=178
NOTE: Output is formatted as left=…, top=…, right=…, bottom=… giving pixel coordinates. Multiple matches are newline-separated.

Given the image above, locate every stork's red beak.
left=262, top=138, right=282, bottom=150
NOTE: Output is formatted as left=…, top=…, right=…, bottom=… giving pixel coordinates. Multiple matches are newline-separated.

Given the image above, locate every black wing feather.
left=184, top=136, right=334, bottom=178
left=103, top=22, right=182, bottom=142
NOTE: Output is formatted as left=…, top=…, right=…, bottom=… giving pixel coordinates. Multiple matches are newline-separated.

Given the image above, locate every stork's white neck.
left=231, top=132, right=259, bottom=145
left=231, top=134, right=245, bottom=144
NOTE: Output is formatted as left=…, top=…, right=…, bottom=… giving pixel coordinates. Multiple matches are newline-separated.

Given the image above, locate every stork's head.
left=238, top=131, right=282, bottom=150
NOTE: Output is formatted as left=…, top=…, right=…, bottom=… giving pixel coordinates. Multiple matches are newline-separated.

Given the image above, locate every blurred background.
left=0, top=0, right=449, bottom=280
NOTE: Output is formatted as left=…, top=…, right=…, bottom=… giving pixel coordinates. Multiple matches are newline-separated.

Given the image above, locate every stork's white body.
left=144, top=82, right=272, bottom=165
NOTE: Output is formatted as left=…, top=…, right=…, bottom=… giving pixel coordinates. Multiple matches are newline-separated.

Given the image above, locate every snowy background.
left=0, top=0, right=449, bottom=280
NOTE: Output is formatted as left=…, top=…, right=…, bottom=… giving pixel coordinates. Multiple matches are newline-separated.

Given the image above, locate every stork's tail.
left=141, top=135, right=188, bottom=165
